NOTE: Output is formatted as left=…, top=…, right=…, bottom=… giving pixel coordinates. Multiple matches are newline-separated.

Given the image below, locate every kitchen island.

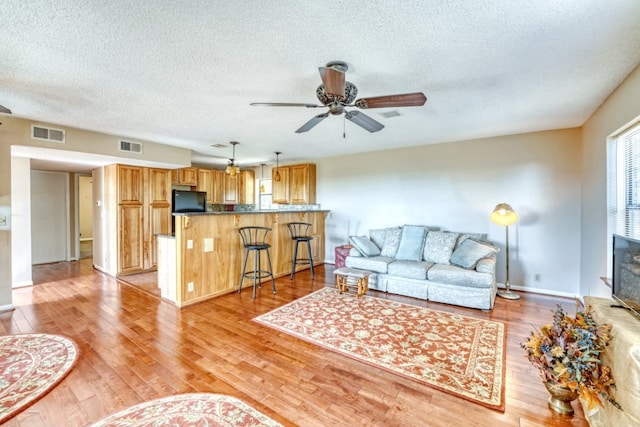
left=157, top=210, right=328, bottom=307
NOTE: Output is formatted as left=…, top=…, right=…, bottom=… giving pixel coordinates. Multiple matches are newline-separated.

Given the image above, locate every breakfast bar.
left=157, top=210, right=328, bottom=307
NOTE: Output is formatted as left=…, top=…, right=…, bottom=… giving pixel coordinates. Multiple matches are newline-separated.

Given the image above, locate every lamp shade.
left=490, top=203, right=518, bottom=226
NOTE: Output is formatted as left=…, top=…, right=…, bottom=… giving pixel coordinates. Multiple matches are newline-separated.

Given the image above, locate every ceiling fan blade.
left=354, top=92, right=427, bottom=109
left=345, top=111, right=384, bottom=133
left=250, top=102, right=322, bottom=108
left=295, top=112, right=329, bottom=133
left=318, top=67, right=345, bottom=98
left=0, top=105, right=12, bottom=114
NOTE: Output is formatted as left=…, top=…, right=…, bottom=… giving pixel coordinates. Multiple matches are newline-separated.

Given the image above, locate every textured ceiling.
left=3, top=1, right=640, bottom=171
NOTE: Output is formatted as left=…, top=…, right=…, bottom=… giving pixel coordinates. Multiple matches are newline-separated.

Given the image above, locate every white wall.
left=581, top=64, right=640, bottom=298
left=30, top=171, right=69, bottom=264
left=10, top=156, right=32, bottom=287
left=316, top=128, right=582, bottom=296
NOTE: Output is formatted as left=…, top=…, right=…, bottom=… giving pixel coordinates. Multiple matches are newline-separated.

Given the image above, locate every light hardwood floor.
left=1, top=259, right=589, bottom=426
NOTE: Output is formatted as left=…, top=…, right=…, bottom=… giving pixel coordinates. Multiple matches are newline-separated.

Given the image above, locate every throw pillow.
left=455, top=232, right=488, bottom=249
left=349, top=235, right=381, bottom=257
left=395, top=225, right=427, bottom=261
left=423, top=231, right=459, bottom=264
left=369, top=228, right=386, bottom=250
left=380, top=227, right=402, bottom=257
left=450, top=239, right=500, bottom=269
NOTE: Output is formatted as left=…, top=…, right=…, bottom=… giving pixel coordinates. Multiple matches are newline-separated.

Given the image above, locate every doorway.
left=78, top=175, right=93, bottom=259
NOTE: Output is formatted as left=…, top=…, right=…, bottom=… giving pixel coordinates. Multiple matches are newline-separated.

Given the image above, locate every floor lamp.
left=490, top=203, right=520, bottom=300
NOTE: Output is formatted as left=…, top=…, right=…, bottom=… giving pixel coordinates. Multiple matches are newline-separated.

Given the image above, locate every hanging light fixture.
left=274, top=151, right=281, bottom=182
left=225, top=141, right=240, bottom=177
left=260, top=164, right=266, bottom=193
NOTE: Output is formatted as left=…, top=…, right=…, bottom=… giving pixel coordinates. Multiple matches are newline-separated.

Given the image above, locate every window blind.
left=608, top=124, right=640, bottom=240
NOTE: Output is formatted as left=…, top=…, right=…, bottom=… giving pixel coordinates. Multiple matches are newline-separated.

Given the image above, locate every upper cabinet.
left=239, top=170, right=255, bottom=205
left=272, top=163, right=316, bottom=204
left=171, top=167, right=198, bottom=186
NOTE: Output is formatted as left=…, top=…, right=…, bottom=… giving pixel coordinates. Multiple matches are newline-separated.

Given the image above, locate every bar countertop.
left=173, top=209, right=330, bottom=216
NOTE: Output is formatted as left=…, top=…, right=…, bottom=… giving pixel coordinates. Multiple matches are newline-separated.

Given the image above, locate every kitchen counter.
left=158, top=210, right=329, bottom=307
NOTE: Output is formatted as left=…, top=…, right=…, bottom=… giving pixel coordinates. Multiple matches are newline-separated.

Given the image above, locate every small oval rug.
left=90, top=393, right=284, bottom=427
left=0, top=333, right=79, bottom=423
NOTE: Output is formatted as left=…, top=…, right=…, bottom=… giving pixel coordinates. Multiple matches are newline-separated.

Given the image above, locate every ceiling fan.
left=250, top=61, right=426, bottom=134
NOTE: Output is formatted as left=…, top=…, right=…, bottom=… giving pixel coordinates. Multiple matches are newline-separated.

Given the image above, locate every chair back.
left=287, top=222, right=312, bottom=239
left=238, top=226, right=272, bottom=248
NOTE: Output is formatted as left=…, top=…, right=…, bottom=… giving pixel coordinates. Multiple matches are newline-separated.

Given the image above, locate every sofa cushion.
left=380, top=227, right=402, bottom=257
left=388, top=260, right=433, bottom=280
left=350, top=235, right=381, bottom=257
left=427, top=264, right=494, bottom=288
left=455, top=232, right=488, bottom=249
left=423, top=231, right=459, bottom=264
left=369, top=228, right=387, bottom=250
left=394, top=225, right=427, bottom=261
left=345, top=255, right=394, bottom=274
left=450, top=239, right=499, bottom=269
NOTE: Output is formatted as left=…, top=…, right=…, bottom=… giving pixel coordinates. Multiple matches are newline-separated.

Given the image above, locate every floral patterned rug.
left=254, top=288, right=506, bottom=411
left=0, top=333, right=79, bottom=423
left=90, top=393, right=283, bottom=426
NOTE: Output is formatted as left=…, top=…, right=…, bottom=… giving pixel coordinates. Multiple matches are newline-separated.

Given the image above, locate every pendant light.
left=260, top=164, right=266, bottom=193
left=274, top=151, right=282, bottom=182
left=225, top=141, right=240, bottom=177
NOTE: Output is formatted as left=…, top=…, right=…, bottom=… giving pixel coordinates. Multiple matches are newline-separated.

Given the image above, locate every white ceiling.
left=2, top=1, right=640, bottom=172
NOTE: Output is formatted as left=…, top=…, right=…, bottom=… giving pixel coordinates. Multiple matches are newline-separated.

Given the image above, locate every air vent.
left=379, top=110, right=401, bottom=119
left=211, top=143, right=227, bottom=149
left=31, top=125, right=65, bottom=143
left=119, top=139, right=143, bottom=154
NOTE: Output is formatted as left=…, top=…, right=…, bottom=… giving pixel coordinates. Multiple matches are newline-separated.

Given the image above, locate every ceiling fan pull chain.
left=343, top=115, right=346, bottom=139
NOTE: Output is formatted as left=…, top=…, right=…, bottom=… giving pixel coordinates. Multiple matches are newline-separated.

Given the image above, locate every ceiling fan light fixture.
left=226, top=141, right=240, bottom=176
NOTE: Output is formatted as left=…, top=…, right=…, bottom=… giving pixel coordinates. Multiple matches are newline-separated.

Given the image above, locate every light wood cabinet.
left=272, top=163, right=315, bottom=204
left=171, top=167, right=197, bottom=186
left=104, top=164, right=171, bottom=275
left=196, top=169, right=214, bottom=204
left=222, top=170, right=254, bottom=205
left=238, top=170, right=255, bottom=204
left=197, top=169, right=225, bottom=204
left=272, top=166, right=290, bottom=204
left=223, top=173, right=238, bottom=204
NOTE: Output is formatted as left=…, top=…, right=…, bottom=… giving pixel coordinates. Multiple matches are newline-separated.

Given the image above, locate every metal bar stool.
left=238, top=226, right=276, bottom=299
left=287, top=222, right=314, bottom=280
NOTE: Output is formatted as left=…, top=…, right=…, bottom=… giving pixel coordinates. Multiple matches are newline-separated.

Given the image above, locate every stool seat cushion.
left=245, top=243, right=271, bottom=250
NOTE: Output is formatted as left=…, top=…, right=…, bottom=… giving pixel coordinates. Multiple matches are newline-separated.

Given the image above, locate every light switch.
left=187, top=239, right=193, bottom=249
left=204, top=238, right=214, bottom=252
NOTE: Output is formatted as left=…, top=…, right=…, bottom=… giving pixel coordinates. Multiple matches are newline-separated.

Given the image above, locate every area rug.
left=254, top=287, right=506, bottom=411
left=0, top=333, right=79, bottom=423
left=90, top=393, right=283, bottom=427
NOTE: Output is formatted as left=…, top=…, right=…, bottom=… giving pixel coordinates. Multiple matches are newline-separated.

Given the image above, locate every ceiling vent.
left=119, top=139, right=143, bottom=154
left=379, top=110, right=401, bottom=119
left=31, top=125, right=65, bottom=143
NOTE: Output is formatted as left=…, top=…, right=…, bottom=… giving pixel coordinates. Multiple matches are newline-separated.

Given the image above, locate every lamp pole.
left=491, top=202, right=520, bottom=300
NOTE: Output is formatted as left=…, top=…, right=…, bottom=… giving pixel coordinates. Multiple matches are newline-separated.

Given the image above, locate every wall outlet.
left=187, top=282, right=194, bottom=292
left=534, top=273, right=541, bottom=282
left=0, top=216, right=6, bottom=226
left=187, top=239, right=193, bottom=249
left=204, top=238, right=214, bottom=252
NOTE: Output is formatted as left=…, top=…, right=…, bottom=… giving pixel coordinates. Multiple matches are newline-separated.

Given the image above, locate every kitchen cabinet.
left=197, top=168, right=225, bottom=204
left=102, top=164, right=171, bottom=276
left=239, top=170, right=255, bottom=204
left=272, top=163, right=316, bottom=204
left=223, top=170, right=254, bottom=205
left=171, top=167, right=197, bottom=186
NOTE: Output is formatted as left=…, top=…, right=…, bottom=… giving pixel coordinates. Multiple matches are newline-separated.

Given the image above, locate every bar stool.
left=238, top=226, right=276, bottom=299
left=287, top=222, right=314, bottom=280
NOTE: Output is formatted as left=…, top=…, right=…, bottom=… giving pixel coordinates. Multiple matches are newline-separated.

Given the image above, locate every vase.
left=544, top=382, right=579, bottom=415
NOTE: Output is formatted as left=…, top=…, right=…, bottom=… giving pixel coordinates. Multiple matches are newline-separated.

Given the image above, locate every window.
left=259, top=178, right=274, bottom=210
left=607, top=121, right=640, bottom=239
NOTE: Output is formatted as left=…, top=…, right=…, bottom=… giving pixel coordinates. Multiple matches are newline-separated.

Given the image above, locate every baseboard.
left=0, top=304, right=15, bottom=313
left=12, top=280, right=33, bottom=288
left=498, top=283, right=579, bottom=300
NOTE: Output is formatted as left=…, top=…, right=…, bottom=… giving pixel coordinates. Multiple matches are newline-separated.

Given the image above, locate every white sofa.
left=345, top=225, right=499, bottom=310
